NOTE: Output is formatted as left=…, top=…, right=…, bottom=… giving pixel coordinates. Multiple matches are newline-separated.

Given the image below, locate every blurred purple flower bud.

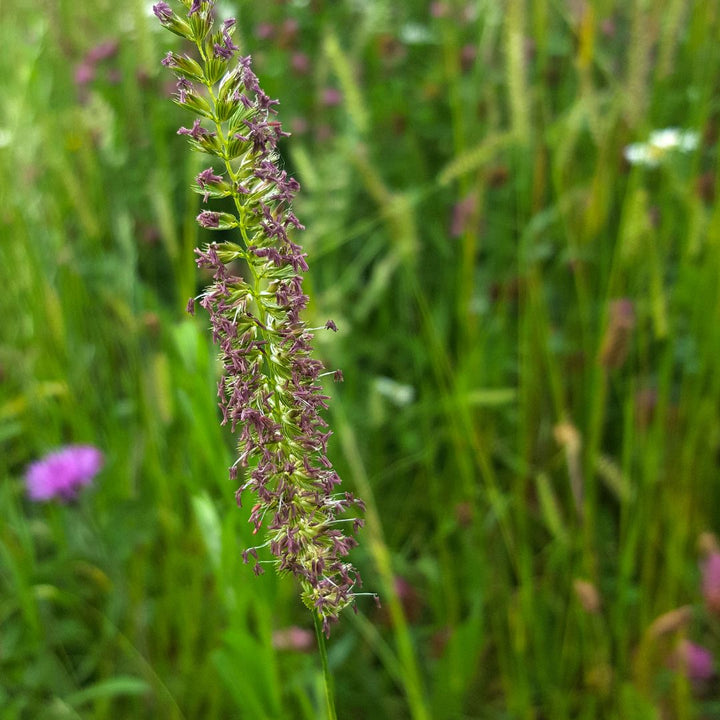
left=430, top=2, right=449, bottom=18
left=450, top=192, right=477, bottom=238
left=321, top=87, right=342, bottom=107
left=315, top=124, right=334, bottom=143
left=289, top=116, right=308, bottom=135
left=272, top=626, right=315, bottom=652
left=461, top=3, right=478, bottom=23
left=74, top=63, right=95, bottom=87
left=601, top=18, right=616, bottom=37
left=255, top=22, right=275, bottom=40
left=394, top=576, right=422, bottom=622
left=675, top=641, right=715, bottom=682
left=291, top=52, right=310, bottom=75
left=460, top=44, right=476, bottom=73
left=25, top=445, right=104, bottom=502
left=325, top=320, right=338, bottom=332
left=702, top=551, right=720, bottom=615
left=86, top=40, right=119, bottom=64
left=279, top=18, right=299, bottom=47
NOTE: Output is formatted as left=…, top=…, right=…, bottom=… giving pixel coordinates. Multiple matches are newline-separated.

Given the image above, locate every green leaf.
left=64, top=677, right=150, bottom=708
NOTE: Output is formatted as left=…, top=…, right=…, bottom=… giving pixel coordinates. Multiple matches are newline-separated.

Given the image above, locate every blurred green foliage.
left=2, top=0, right=720, bottom=718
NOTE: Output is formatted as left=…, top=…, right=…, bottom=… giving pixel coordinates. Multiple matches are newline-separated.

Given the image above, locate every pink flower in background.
left=254, top=22, right=275, bottom=40
left=450, top=192, right=478, bottom=237
left=85, top=39, right=119, bottom=64
left=702, top=551, right=720, bottom=614
left=321, top=87, right=342, bottom=107
left=25, top=445, right=104, bottom=502
left=429, top=2, right=449, bottom=18
left=272, top=626, right=315, bottom=652
left=74, top=63, right=95, bottom=87
left=291, top=52, right=310, bottom=75
left=675, top=641, right=715, bottom=682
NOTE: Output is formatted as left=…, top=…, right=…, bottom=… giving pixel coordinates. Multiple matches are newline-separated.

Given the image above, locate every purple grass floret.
left=196, top=167, right=224, bottom=202
left=175, top=77, right=192, bottom=103
left=197, top=210, right=220, bottom=228
left=155, top=0, right=369, bottom=634
left=161, top=51, right=177, bottom=68
left=152, top=2, right=172, bottom=22
left=25, top=445, right=103, bottom=502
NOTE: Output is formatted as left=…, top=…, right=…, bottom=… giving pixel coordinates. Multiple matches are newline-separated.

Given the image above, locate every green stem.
left=313, top=612, right=338, bottom=720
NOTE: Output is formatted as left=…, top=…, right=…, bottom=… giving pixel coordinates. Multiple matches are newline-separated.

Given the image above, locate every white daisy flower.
left=624, top=128, right=700, bottom=167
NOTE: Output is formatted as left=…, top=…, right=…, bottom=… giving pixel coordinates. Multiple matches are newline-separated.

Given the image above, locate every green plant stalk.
left=314, top=612, right=338, bottom=720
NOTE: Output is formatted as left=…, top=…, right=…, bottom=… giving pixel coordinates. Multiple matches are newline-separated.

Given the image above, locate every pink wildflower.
left=25, top=445, right=103, bottom=502
left=675, top=640, right=714, bottom=682
left=702, top=551, right=720, bottom=614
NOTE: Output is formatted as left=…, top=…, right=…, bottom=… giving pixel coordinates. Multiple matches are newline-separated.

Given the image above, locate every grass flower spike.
left=154, top=0, right=367, bottom=634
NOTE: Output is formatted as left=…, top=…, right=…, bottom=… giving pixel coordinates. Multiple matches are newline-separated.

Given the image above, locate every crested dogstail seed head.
left=154, top=0, right=369, bottom=634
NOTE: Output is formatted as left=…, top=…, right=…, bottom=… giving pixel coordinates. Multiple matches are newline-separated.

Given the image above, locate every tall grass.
left=2, top=0, right=720, bottom=718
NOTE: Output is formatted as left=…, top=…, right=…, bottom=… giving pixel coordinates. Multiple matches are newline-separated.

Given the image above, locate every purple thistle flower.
left=25, top=445, right=103, bottom=502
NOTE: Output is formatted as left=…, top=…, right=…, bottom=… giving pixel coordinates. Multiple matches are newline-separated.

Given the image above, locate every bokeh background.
left=3, top=0, right=720, bottom=717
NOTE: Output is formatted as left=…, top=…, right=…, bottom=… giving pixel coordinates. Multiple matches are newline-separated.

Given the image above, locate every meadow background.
left=2, top=0, right=720, bottom=717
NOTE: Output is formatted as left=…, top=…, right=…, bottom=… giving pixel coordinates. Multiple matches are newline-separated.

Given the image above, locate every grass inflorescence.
left=154, top=0, right=368, bottom=637
left=2, top=0, right=720, bottom=718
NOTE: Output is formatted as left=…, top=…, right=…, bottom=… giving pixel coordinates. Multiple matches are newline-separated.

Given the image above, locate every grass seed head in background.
left=153, top=0, right=368, bottom=635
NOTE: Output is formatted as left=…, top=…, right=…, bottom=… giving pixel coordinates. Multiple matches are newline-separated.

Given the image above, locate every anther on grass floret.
left=154, top=0, right=370, bottom=634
